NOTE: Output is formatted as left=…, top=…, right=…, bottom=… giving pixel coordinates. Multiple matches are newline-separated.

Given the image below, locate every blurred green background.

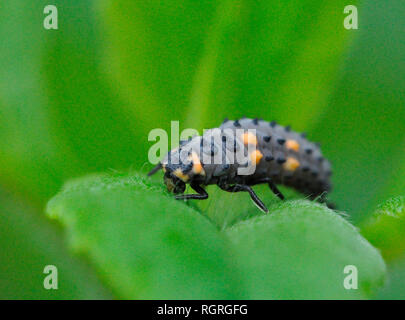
left=0, top=0, right=404, bottom=299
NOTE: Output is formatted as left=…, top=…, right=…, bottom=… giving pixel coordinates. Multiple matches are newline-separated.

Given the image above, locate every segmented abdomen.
left=218, top=118, right=332, bottom=197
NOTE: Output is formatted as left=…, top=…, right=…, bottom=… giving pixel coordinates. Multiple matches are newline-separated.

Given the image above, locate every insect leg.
left=175, top=182, right=208, bottom=200
left=253, top=178, right=285, bottom=200
left=218, top=182, right=268, bottom=213
left=243, top=186, right=269, bottom=213
left=267, top=180, right=285, bottom=200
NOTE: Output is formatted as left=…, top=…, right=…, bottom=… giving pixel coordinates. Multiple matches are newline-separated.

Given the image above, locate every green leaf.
left=184, top=0, right=357, bottom=130
left=0, top=188, right=111, bottom=299
left=363, top=197, right=405, bottom=300
left=375, top=256, right=405, bottom=300
left=225, top=200, right=386, bottom=299
left=99, top=0, right=218, bottom=161
left=0, top=0, right=69, bottom=203
left=47, top=172, right=387, bottom=299
left=312, top=1, right=405, bottom=221
left=0, top=0, right=145, bottom=204
left=46, top=173, right=245, bottom=299
left=361, top=196, right=405, bottom=262
left=194, top=184, right=303, bottom=230
left=100, top=0, right=357, bottom=131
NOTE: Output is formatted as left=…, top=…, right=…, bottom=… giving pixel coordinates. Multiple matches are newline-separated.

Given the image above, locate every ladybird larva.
left=148, top=118, right=332, bottom=213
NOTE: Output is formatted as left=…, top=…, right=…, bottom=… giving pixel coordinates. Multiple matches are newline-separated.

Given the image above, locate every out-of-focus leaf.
left=183, top=0, right=356, bottom=130
left=43, top=1, right=141, bottom=173
left=0, top=0, right=143, bottom=204
left=312, top=1, right=405, bottom=221
left=0, top=0, right=71, bottom=203
left=0, top=188, right=111, bottom=299
left=99, top=0, right=218, bottom=159
left=46, top=173, right=245, bottom=299
left=377, top=151, right=405, bottom=212
left=365, top=197, right=405, bottom=300
left=225, top=200, right=386, bottom=299
left=362, top=196, right=405, bottom=262
left=375, top=257, right=405, bottom=300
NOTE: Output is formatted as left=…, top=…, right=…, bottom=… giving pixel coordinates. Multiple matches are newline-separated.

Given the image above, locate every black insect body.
left=148, top=118, right=332, bottom=213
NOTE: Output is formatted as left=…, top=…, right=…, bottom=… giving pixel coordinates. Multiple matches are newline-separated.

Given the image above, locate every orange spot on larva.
left=242, top=132, right=258, bottom=146
left=173, top=168, right=189, bottom=181
left=286, top=139, right=300, bottom=152
left=283, top=157, right=300, bottom=171
left=189, top=152, right=205, bottom=175
left=250, top=150, right=263, bottom=165
left=193, top=162, right=204, bottom=175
